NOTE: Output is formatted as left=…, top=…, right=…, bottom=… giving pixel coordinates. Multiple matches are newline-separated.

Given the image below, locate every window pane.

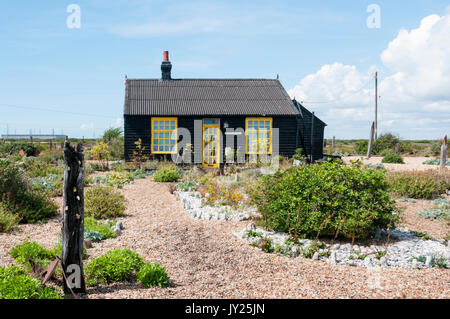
left=164, top=146, right=169, bottom=151
left=159, top=133, right=164, bottom=138
left=153, top=146, right=158, bottom=151
left=159, top=146, right=163, bottom=151
left=153, top=138, right=159, bottom=145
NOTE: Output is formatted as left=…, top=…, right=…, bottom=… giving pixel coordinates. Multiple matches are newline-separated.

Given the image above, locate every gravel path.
left=1, top=177, right=449, bottom=298
left=397, top=196, right=449, bottom=239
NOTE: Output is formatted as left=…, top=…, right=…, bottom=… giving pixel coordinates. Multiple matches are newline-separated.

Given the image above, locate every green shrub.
left=0, top=159, right=58, bottom=224
left=381, top=152, right=404, bottom=164
left=84, top=217, right=116, bottom=240
left=102, top=127, right=123, bottom=142
left=250, top=161, right=397, bottom=241
left=85, top=249, right=145, bottom=286
left=0, top=266, right=62, bottom=299
left=388, top=170, right=449, bottom=199
left=9, top=240, right=55, bottom=272
left=0, top=203, right=20, bottom=232
left=353, top=140, right=368, bottom=155
left=85, top=186, right=125, bottom=219
left=105, top=171, right=134, bottom=188
left=0, top=142, right=37, bottom=157
left=137, top=263, right=170, bottom=287
left=372, top=133, right=400, bottom=154
left=153, top=165, right=180, bottom=182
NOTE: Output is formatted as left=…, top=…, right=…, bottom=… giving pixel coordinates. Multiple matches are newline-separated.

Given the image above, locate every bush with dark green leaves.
left=137, top=262, right=171, bottom=287
left=0, top=159, right=58, bottom=224
left=0, top=266, right=62, bottom=299
left=372, top=133, right=400, bottom=154
left=381, top=151, right=404, bottom=164
left=85, top=249, right=145, bottom=286
left=250, top=161, right=397, bottom=241
left=85, top=186, right=125, bottom=219
left=153, top=165, right=180, bottom=182
left=0, top=142, right=37, bottom=157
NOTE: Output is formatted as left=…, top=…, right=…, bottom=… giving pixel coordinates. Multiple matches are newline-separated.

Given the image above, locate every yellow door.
left=202, top=119, right=220, bottom=168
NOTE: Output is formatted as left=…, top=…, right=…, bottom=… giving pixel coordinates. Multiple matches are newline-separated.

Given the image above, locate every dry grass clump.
left=388, top=168, right=449, bottom=199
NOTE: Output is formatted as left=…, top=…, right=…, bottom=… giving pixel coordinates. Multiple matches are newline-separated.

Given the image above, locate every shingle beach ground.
left=1, top=173, right=448, bottom=299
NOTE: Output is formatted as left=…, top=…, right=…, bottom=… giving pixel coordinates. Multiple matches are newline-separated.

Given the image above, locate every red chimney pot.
left=163, top=50, right=169, bottom=61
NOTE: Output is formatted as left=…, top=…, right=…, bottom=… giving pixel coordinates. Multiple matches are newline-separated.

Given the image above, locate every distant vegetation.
left=324, top=133, right=449, bottom=157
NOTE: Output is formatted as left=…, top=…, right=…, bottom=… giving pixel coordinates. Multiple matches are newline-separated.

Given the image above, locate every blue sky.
left=0, top=0, right=449, bottom=139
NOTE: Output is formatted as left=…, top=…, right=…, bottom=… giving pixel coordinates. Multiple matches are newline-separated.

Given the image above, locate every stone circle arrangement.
left=233, top=226, right=450, bottom=269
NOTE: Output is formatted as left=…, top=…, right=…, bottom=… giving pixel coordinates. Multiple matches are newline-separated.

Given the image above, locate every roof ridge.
left=126, top=78, right=279, bottom=81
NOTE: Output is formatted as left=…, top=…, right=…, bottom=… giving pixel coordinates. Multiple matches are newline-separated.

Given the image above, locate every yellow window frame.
left=151, top=117, right=178, bottom=154
left=245, top=117, right=272, bottom=154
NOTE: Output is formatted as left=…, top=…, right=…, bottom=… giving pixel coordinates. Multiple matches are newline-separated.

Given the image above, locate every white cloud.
left=288, top=11, right=450, bottom=139
left=288, top=63, right=373, bottom=111
left=380, top=13, right=450, bottom=102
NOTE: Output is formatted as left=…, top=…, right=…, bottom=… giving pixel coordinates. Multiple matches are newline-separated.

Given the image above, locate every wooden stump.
left=441, top=135, right=447, bottom=168
left=61, top=139, right=86, bottom=294
left=367, top=122, right=374, bottom=158
left=395, top=143, right=401, bottom=154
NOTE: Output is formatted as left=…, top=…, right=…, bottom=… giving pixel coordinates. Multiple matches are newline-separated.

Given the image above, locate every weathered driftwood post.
left=441, top=135, right=447, bottom=168
left=395, top=143, right=401, bottom=154
left=367, top=121, right=374, bottom=158
left=61, top=139, right=86, bottom=295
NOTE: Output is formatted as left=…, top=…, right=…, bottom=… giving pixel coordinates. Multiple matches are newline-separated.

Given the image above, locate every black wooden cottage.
left=123, top=51, right=326, bottom=167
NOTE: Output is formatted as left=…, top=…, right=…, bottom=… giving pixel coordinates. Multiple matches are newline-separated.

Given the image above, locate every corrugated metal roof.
left=124, top=79, right=300, bottom=116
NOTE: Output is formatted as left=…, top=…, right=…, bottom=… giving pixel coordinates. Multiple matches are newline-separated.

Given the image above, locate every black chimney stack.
left=161, top=50, right=172, bottom=80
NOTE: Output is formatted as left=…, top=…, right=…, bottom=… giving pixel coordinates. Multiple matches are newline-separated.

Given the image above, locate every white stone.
left=329, top=251, right=337, bottom=264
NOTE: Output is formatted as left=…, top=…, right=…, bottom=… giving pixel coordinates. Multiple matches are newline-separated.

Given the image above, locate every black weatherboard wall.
left=124, top=115, right=310, bottom=161
left=123, top=51, right=326, bottom=163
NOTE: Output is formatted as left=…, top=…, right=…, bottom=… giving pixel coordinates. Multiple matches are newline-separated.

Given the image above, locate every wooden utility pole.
left=367, top=121, right=374, bottom=158
left=441, top=135, right=447, bottom=168
left=310, top=112, right=315, bottom=163
left=374, top=72, right=378, bottom=140
left=61, top=139, right=86, bottom=295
